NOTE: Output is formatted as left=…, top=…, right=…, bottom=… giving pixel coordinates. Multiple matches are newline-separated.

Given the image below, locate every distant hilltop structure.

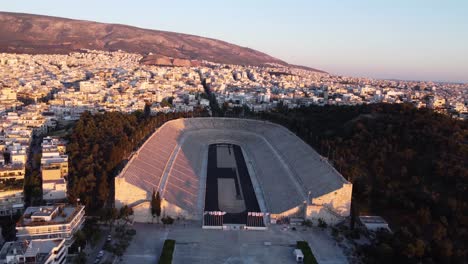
left=140, top=54, right=200, bottom=67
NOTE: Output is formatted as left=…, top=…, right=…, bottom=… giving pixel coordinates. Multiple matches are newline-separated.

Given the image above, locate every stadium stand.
left=115, top=118, right=352, bottom=225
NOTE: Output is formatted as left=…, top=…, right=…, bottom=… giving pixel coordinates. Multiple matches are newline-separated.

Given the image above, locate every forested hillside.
left=259, top=103, right=467, bottom=264
left=66, top=108, right=207, bottom=211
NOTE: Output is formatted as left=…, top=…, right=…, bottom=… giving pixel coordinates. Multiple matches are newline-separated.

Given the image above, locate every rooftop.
left=17, top=204, right=84, bottom=227
left=26, top=239, right=63, bottom=259
left=359, top=216, right=388, bottom=224
left=0, top=239, right=64, bottom=264
left=0, top=241, right=27, bottom=259
left=0, top=164, right=24, bottom=171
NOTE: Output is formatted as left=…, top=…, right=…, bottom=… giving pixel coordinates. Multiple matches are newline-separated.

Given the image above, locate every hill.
left=0, top=12, right=324, bottom=72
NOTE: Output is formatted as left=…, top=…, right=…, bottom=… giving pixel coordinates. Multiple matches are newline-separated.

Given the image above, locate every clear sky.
left=2, top=0, right=468, bottom=82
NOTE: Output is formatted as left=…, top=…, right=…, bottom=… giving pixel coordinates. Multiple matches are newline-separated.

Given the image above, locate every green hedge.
left=158, top=239, right=175, bottom=264
left=296, top=241, right=318, bottom=264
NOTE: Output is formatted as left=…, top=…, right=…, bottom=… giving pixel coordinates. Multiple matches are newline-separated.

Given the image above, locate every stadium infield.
left=204, top=144, right=260, bottom=224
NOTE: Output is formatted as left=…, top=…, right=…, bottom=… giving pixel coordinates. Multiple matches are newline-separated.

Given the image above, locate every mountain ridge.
left=0, top=11, right=325, bottom=72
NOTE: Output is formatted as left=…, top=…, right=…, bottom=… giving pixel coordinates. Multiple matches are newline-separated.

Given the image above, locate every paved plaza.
left=120, top=221, right=348, bottom=264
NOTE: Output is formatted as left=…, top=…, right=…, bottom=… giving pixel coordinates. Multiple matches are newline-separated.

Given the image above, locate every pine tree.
left=155, top=191, right=162, bottom=218
left=151, top=189, right=162, bottom=223
left=151, top=189, right=156, bottom=216
left=97, top=173, right=109, bottom=207
left=144, top=102, right=151, bottom=118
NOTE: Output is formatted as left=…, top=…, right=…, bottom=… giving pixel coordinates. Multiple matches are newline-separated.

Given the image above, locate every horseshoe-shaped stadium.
left=115, top=118, right=352, bottom=229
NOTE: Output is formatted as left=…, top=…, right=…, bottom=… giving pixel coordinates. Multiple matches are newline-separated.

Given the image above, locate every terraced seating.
left=116, top=121, right=180, bottom=194
left=116, top=117, right=350, bottom=220
left=240, top=135, right=303, bottom=213
left=262, top=126, right=347, bottom=198
left=164, top=137, right=204, bottom=213
left=178, top=129, right=304, bottom=214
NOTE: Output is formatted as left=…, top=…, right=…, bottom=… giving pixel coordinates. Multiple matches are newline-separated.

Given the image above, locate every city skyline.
left=2, top=0, right=467, bottom=83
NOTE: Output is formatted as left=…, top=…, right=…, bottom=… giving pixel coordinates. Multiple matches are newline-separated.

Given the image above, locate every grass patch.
left=158, top=239, right=175, bottom=264
left=296, top=241, right=318, bottom=264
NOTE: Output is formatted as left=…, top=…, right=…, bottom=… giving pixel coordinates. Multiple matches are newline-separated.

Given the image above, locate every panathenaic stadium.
left=115, top=118, right=352, bottom=229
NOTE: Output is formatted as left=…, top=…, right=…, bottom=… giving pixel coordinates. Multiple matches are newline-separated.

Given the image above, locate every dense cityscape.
left=1, top=50, right=467, bottom=119
left=0, top=0, right=467, bottom=261
left=0, top=49, right=466, bottom=263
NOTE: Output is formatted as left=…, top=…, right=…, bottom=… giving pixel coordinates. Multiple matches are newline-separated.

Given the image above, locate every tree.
left=67, top=110, right=197, bottom=212
left=101, top=208, right=119, bottom=228
left=120, top=205, right=133, bottom=224
left=97, top=173, right=109, bottom=207
left=73, top=230, right=87, bottom=249
left=144, top=102, right=151, bottom=118
left=167, top=97, right=174, bottom=105
left=160, top=98, right=173, bottom=108
left=151, top=189, right=161, bottom=223
left=161, top=216, right=174, bottom=225
left=24, top=169, right=42, bottom=206
left=350, top=196, right=356, bottom=230
left=110, top=208, right=119, bottom=229
left=73, top=251, right=87, bottom=264
left=0, top=213, right=21, bottom=242
left=318, top=218, right=327, bottom=229
left=259, top=103, right=468, bottom=262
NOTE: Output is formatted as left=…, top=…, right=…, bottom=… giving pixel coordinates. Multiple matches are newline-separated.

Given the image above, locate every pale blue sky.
left=2, top=0, right=468, bottom=82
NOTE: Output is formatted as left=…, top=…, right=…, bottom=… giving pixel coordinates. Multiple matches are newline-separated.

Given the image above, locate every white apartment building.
left=16, top=205, right=85, bottom=243
left=0, top=189, right=24, bottom=216
left=0, top=164, right=25, bottom=180
left=0, top=239, right=67, bottom=264
left=40, top=149, right=68, bottom=181
left=42, top=179, right=67, bottom=202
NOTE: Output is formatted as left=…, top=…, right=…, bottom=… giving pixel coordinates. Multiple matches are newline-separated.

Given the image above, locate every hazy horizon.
left=2, top=0, right=468, bottom=83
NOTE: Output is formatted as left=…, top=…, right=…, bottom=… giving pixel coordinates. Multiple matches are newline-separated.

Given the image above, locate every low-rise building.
left=42, top=179, right=67, bottom=202
left=40, top=153, right=68, bottom=180
left=359, top=215, right=391, bottom=232
left=16, top=204, right=85, bottom=243
left=41, top=137, right=68, bottom=181
left=0, top=189, right=24, bottom=217
left=0, top=239, right=67, bottom=264
left=0, top=165, right=25, bottom=180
